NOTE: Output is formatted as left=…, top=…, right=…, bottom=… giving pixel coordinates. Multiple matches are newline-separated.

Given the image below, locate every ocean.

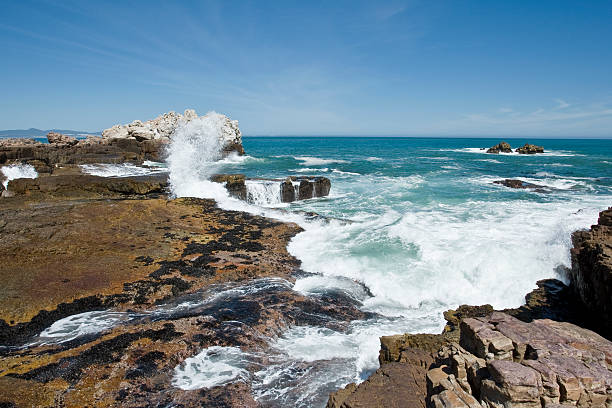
left=23, top=131, right=612, bottom=406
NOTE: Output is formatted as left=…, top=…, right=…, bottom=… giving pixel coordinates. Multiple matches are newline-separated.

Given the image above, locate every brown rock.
left=298, top=179, right=314, bottom=200
left=486, top=142, right=512, bottom=154
left=480, top=360, right=542, bottom=407
left=7, top=173, right=168, bottom=199
left=327, top=362, right=429, bottom=408
left=210, top=173, right=247, bottom=200
left=0, top=138, right=166, bottom=172
left=569, top=207, right=612, bottom=338
left=515, top=143, right=544, bottom=154
left=280, top=177, right=296, bottom=202
left=492, top=179, right=545, bottom=190
left=46, top=131, right=78, bottom=146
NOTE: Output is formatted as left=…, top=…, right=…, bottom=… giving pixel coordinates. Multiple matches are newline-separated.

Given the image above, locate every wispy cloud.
left=430, top=99, right=612, bottom=136
left=463, top=100, right=612, bottom=125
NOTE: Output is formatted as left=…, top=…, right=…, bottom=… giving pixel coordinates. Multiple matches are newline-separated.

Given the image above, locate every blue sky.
left=1, top=0, right=611, bottom=136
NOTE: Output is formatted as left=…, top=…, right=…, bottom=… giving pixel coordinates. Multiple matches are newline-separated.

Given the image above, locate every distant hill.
left=0, top=128, right=101, bottom=138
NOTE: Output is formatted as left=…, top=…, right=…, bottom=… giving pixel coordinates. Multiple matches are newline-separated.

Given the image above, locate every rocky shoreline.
left=0, top=115, right=610, bottom=407
left=327, top=208, right=612, bottom=408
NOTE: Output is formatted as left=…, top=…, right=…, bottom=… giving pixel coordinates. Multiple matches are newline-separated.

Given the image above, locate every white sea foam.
left=1, top=163, right=38, bottom=188
left=31, top=311, right=132, bottom=345
left=291, top=167, right=330, bottom=173
left=172, top=346, right=250, bottom=390
left=218, top=153, right=263, bottom=164
left=143, top=160, right=166, bottom=167
left=477, top=158, right=502, bottom=164
left=365, top=157, right=382, bottom=162
left=294, top=156, right=349, bottom=166
left=331, top=169, right=361, bottom=176
left=80, top=163, right=167, bottom=177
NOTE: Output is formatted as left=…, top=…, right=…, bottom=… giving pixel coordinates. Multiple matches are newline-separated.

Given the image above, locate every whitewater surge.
left=1, top=163, right=38, bottom=188
left=161, top=131, right=612, bottom=406
left=80, top=163, right=167, bottom=177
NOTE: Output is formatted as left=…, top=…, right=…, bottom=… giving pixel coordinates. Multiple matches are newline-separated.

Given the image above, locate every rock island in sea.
left=0, top=111, right=610, bottom=408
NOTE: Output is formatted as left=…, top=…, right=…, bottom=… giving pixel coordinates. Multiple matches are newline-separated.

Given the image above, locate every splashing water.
left=246, top=180, right=282, bottom=205
left=1, top=163, right=38, bottom=188
left=166, top=112, right=231, bottom=198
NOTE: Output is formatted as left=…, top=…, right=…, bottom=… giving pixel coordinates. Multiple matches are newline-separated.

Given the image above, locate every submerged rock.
left=516, top=143, right=544, bottom=154
left=570, top=207, right=612, bottom=338
left=486, top=142, right=512, bottom=154
left=493, top=179, right=546, bottom=191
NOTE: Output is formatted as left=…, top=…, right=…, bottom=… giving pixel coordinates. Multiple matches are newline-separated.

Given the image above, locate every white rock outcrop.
left=102, top=109, right=196, bottom=141
left=101, top=109, right=244, bottom=155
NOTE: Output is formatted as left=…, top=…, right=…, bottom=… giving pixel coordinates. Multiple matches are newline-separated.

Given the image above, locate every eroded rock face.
left=570, top=207, right=612, bottom=338
left=0, top=137, right=166, bottom=173
left=432, top=313, right=612, bottom=407
left=328, top=279, right=607, bottom=408
left=486, top=142, right=512, bottom=154
left=516, top=143, right=544, bottom=154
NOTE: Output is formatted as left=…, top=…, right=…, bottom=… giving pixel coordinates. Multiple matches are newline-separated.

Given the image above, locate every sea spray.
left=166, top=112, right=231, bottom=199
left=1, top=163, right=38, bottom=188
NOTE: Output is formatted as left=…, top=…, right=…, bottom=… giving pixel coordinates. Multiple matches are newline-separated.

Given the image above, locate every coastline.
left=1, top=127, right=611, bottom=407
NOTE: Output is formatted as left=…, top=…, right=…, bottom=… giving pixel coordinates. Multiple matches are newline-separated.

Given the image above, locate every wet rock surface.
left=570, top=207, right=612, bottom=338
left=0, top=169, right=370, bottom=407
left=212, top=173, right=332, bottom=203
left=493, top=179, right=547, bottom=192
